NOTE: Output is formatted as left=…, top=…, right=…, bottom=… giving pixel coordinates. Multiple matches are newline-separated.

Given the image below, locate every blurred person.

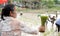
left=55, top=17, right=60, bottom=32
left=48, top=15, right=56, bottom=28
left=50, top=16, right=56, bottom=26
left=0, top=4, right=40, bottom=36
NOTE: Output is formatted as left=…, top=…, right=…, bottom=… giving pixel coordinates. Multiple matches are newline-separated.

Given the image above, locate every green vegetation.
left=0, top=8, right=2, bottom=12
left=41, top=16, right=48, bottom=26
left=54, top=0, right=60, bottom=4
left=13, top=0, right=60, bottom=13
left=0, top=0, right=60, bottom=13
left=13, top=0, right=53, bottom=8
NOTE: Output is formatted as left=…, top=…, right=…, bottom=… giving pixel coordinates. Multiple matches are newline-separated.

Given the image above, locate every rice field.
left=17, top=12, right=59, bottom=36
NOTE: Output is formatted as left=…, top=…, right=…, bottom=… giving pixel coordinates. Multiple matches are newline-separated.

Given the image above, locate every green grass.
left=0, top=6, right=60, bottom=13
left=48, top=6, right=60, bottom=12
left=41, top=16, right=48, bottom=26
left=16, top=6, right=60, bottom=13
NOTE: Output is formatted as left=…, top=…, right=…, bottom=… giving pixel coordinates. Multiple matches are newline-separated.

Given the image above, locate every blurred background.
left=0, top=0, right=60, bottom=13
left=0, top=0, right=60, bottom=36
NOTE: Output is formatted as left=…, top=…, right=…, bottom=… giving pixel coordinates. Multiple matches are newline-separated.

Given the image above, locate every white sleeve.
left=19, top=21, right=39, bottom=34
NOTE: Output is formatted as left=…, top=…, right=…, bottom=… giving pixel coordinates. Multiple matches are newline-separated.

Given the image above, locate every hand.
left=30, top=31, right=38, bottom=35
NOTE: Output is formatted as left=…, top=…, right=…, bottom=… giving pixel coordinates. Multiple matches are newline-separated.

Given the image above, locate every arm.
left=19, top=21, right=39, bottom=35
